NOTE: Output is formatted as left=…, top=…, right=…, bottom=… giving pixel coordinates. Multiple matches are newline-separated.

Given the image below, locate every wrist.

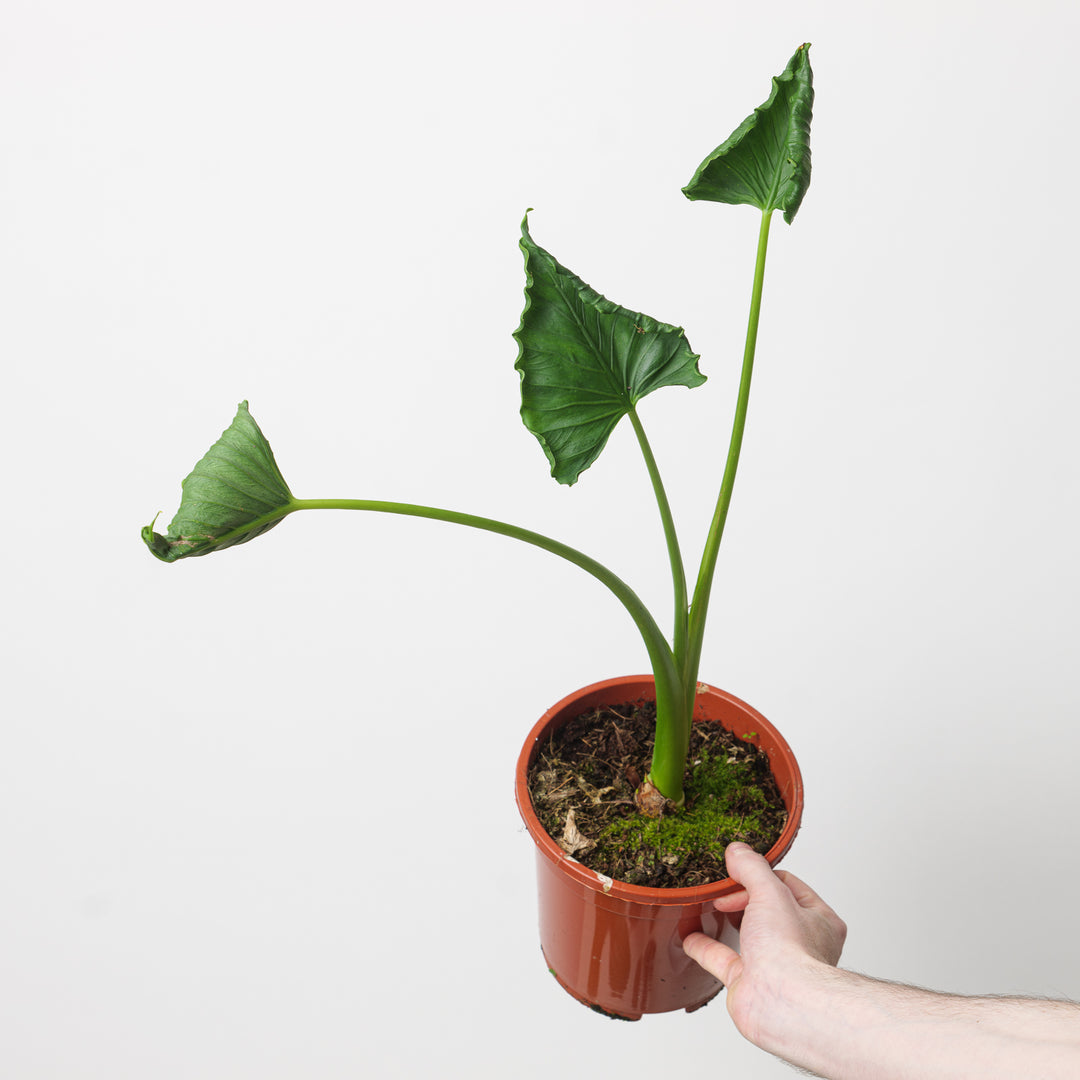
left=723, top=950, right=845, bottom=1062
left=751, top=963, right=1080, bottom=1080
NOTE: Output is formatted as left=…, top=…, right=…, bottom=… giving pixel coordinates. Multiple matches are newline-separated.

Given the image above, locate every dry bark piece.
left=633, top=777, right=673, bottom=818
left=558, top=807, right=596, bottom=856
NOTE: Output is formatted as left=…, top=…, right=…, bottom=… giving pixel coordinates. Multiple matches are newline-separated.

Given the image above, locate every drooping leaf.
left=142, top=401, right=294, bottom=563
left=513, top=214, right=705, bottom=485
left=683, top=44, right=814, bottom=224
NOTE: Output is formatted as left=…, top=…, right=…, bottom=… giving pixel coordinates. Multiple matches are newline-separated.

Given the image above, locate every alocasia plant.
left=143, top=44, right=814, bottom=816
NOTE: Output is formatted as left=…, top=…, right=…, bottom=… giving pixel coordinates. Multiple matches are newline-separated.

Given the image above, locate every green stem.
left=625, top=407, right=694, bottom=806
left=278, top=497, right=682, bottom=707
left=648, top=208, right=774, bottom=798
left=627, top=406, right=689, bottom=666
left=686, top=207, right=773, bottom=684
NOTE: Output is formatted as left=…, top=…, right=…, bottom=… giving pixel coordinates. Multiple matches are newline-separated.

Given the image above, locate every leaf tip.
left=141, top=516, right=174, bottom=563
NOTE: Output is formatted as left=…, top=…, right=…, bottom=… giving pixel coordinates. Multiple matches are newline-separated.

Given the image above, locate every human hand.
left=683, top=842, right=846, bottom=1046
left=685, top=844, right=1080, bottom=1080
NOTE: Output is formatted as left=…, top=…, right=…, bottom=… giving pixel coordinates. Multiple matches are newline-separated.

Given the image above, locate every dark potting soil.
left=526, top=699, right=787, bottom=889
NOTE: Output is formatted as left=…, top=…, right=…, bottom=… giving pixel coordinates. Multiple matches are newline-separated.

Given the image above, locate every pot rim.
left=515, top=674, right=803, bottom=907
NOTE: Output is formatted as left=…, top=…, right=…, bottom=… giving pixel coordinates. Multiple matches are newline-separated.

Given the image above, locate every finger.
left=709, top=888, right=749, bottom=913
left=682, top=931, right=742, bottom=985
left=724, top=842, right=789, bottom=899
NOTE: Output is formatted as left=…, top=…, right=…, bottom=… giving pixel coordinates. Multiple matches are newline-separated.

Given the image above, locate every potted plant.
left=142, top=44, right=814, bottom=1020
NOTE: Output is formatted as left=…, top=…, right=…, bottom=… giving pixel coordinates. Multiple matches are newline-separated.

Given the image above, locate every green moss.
left=594, top=747, right=773, bottom=878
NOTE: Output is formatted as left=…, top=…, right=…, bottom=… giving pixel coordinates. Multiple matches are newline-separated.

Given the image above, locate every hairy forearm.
left=758, top=961, right=1080, bottom=1080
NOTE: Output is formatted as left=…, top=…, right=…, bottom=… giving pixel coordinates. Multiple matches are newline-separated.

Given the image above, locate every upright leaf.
left=142, top=401, right=294, bottom=562
left=513, top=214, right=705, bottom=485
left=683, top=44, right=814, bottom=224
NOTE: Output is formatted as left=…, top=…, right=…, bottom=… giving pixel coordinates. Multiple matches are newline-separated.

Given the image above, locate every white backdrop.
left=4, top=1, right=1079, bottom=1076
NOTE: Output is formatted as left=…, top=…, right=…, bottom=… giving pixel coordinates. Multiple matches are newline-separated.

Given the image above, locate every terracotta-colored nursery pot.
left=515, top=675, right=803, bottom=1020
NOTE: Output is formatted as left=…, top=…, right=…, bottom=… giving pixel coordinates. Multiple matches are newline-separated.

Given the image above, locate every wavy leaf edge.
left=682, top=43, right=814, bottom=224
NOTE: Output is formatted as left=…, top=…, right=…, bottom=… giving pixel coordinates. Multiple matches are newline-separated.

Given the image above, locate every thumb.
left=683, top=930, right=742, bottom=986
left=724, top=841, right=785, bottom=898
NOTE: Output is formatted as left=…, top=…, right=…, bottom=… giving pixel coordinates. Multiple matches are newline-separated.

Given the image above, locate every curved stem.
left=279, top=497, right=681, bottom=705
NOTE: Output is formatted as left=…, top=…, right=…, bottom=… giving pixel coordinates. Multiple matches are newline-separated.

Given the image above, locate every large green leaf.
left=683, top=44, right=814, bottom=224
left=142, top=401, right=294, bottom=562
left=513, top=214, right=705, bottom=486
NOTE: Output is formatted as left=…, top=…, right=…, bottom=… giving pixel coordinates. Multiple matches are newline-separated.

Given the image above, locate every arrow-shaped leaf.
left=513, top=214, right=705, bottom=486
left=142, top=401, right=294, bottom=563
left=683, top=44, right=814, bottom=224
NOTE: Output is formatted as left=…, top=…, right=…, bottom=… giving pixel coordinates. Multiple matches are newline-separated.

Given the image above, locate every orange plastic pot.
left=515, top=675, right=803, bottom=1020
